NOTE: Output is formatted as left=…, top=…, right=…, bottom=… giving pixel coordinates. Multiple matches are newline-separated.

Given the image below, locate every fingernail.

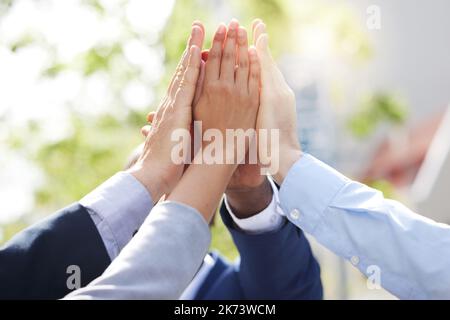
left=217, top=24, right=226, bottom=35
left=192, top=25, right=201, bottom=36
left=229, top=19, right=239, bottom=30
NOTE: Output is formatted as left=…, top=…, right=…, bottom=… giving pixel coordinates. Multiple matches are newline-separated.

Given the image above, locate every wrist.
left=225, top=178, right=273, bottom=219
left=127, top=164, right=166, bottom=204
left=273, top=147, right=303, bottom=185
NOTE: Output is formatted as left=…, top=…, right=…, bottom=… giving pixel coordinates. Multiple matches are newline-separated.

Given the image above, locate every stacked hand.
left=131, top=18, right=302, bottom=220
left=128, top=23, right=205, bottom=202
left=253, top=20, right=303, bottom=183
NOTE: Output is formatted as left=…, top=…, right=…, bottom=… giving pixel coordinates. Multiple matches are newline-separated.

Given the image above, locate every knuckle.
left=175, top=64, right=185, bottom=74
left=239, top=59, right=249, bottom=69
left=179, top=78, right=195, bottom=90
left=222, top=82, right=234, bottom=95
left=208, top=50, right=221, bottom=60
left=187, top=61, right=200, bottom=72
left=205, top=81, right=220, bottom=93
left=222, top=51, right=234, bottom=61
left=251, top=70, right=260, bottom=80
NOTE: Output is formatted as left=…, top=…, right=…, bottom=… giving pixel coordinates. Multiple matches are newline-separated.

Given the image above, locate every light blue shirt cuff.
left=80, top=172, right=153, bottom=260
left=279, top=153, right=349, bottom=235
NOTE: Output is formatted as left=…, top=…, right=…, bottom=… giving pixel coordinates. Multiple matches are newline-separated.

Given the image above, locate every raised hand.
left=193, top=20, right=260, bottom=163
left=167, top=20, right=262, bottom=221
left=253, top=20, right=302, bottom=184
left=128, top=24, right=204, bottom=202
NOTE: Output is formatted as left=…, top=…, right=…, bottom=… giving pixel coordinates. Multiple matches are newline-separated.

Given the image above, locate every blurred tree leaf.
left=81, top=0, right=105, bottom=14
left=34, top=113, right=142, bottom=210
left=10, top=34, right=36, bottom=52
left=348, top=92, right=408, bottom=138
left=81, top=45, right=122, bottom=76
left=366, top=179, right=398, bottom=200
left=43, top=63, right=68, bottom=77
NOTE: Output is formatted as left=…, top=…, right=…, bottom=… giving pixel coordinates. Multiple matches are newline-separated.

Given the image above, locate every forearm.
left=168, top=160, right=237, bottom=222
left=273, top=148, right=303, bottom=185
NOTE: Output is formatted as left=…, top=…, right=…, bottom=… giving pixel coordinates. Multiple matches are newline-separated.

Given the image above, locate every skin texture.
left=253, top=20, right=303, bottom=184
left=167, top=20, right=262, bottom=222
left=142, top=21, right=272, bottom=218
left=139, top=19, right=301, bottom=218
left=128, top=24, right=205, bottom=203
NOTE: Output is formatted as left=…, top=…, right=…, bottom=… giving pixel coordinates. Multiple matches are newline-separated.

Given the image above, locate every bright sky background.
left=0, top=0, right=174, bottom=224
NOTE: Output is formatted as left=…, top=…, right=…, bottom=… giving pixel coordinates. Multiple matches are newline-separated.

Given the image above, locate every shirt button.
left=350, top=256, right=360, bottom=266
left=289, top=209, right=301, bottom=220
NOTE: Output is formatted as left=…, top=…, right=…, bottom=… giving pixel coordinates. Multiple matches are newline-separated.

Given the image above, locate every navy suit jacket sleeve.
left=219, top=201, right=323, bottom=300
left=0, top=203, right=111, bottom=299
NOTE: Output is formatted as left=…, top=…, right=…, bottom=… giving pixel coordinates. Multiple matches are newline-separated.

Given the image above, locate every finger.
left=256, top=33, right=272, bottom=64
left=255, top=33, right=276, bottom=88
left=256, top=33, right=284, bottom=84
left=220, top=19, right=239, bottom=82
left=189, top=22, right=205, bottom=49
left=235, top=27, right=249, bottom=87
left=193, top=59, right=205, bottom=106
left=252, top=18, right=263, bottom=44
left=248, top=46, right=261, bottom=97
left=204, top=23, right=226, bottom=82
left=169, top=25, right=204, bottom=97
left=253, top=22, right=266, bottom=46
left=146, top=111, right=156, bottom=123
left=174, top=45, right=202, bottom=109
left=141, top=125, right=152, bottom=137
left=192, top=20, right=205, bottom=35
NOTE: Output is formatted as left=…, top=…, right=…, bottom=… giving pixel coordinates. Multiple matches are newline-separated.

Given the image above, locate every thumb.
left=256, top=33, right=272, bottom=63
left=193, top=59, right=205, bottom=106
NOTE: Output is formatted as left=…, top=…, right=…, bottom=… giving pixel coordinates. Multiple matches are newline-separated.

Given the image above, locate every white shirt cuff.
left=80, top=172, right=153, bottom=260
left=225, top=177, right=285, bottom=234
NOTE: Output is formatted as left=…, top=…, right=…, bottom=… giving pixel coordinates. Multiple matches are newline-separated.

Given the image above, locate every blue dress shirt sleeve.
left=65, top=201, right=211, bottom=300
left=279, top=153, right=450, bottom=299
left=79, top=172, right=153, bottom=260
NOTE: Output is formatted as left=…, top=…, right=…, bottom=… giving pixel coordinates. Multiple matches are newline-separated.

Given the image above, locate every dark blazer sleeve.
left=0, top=203, right=111, bottom=299
left=219, top=201, right=323, bottom=300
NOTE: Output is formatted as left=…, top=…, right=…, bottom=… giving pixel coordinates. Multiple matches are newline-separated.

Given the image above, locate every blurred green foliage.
left=366, top=179, right=398, bottom=200
left=348, top=92, right=408, bottom=138
left=1, top=0, right=407, bottom=259
left=33, top=115, right=141, bottom=210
